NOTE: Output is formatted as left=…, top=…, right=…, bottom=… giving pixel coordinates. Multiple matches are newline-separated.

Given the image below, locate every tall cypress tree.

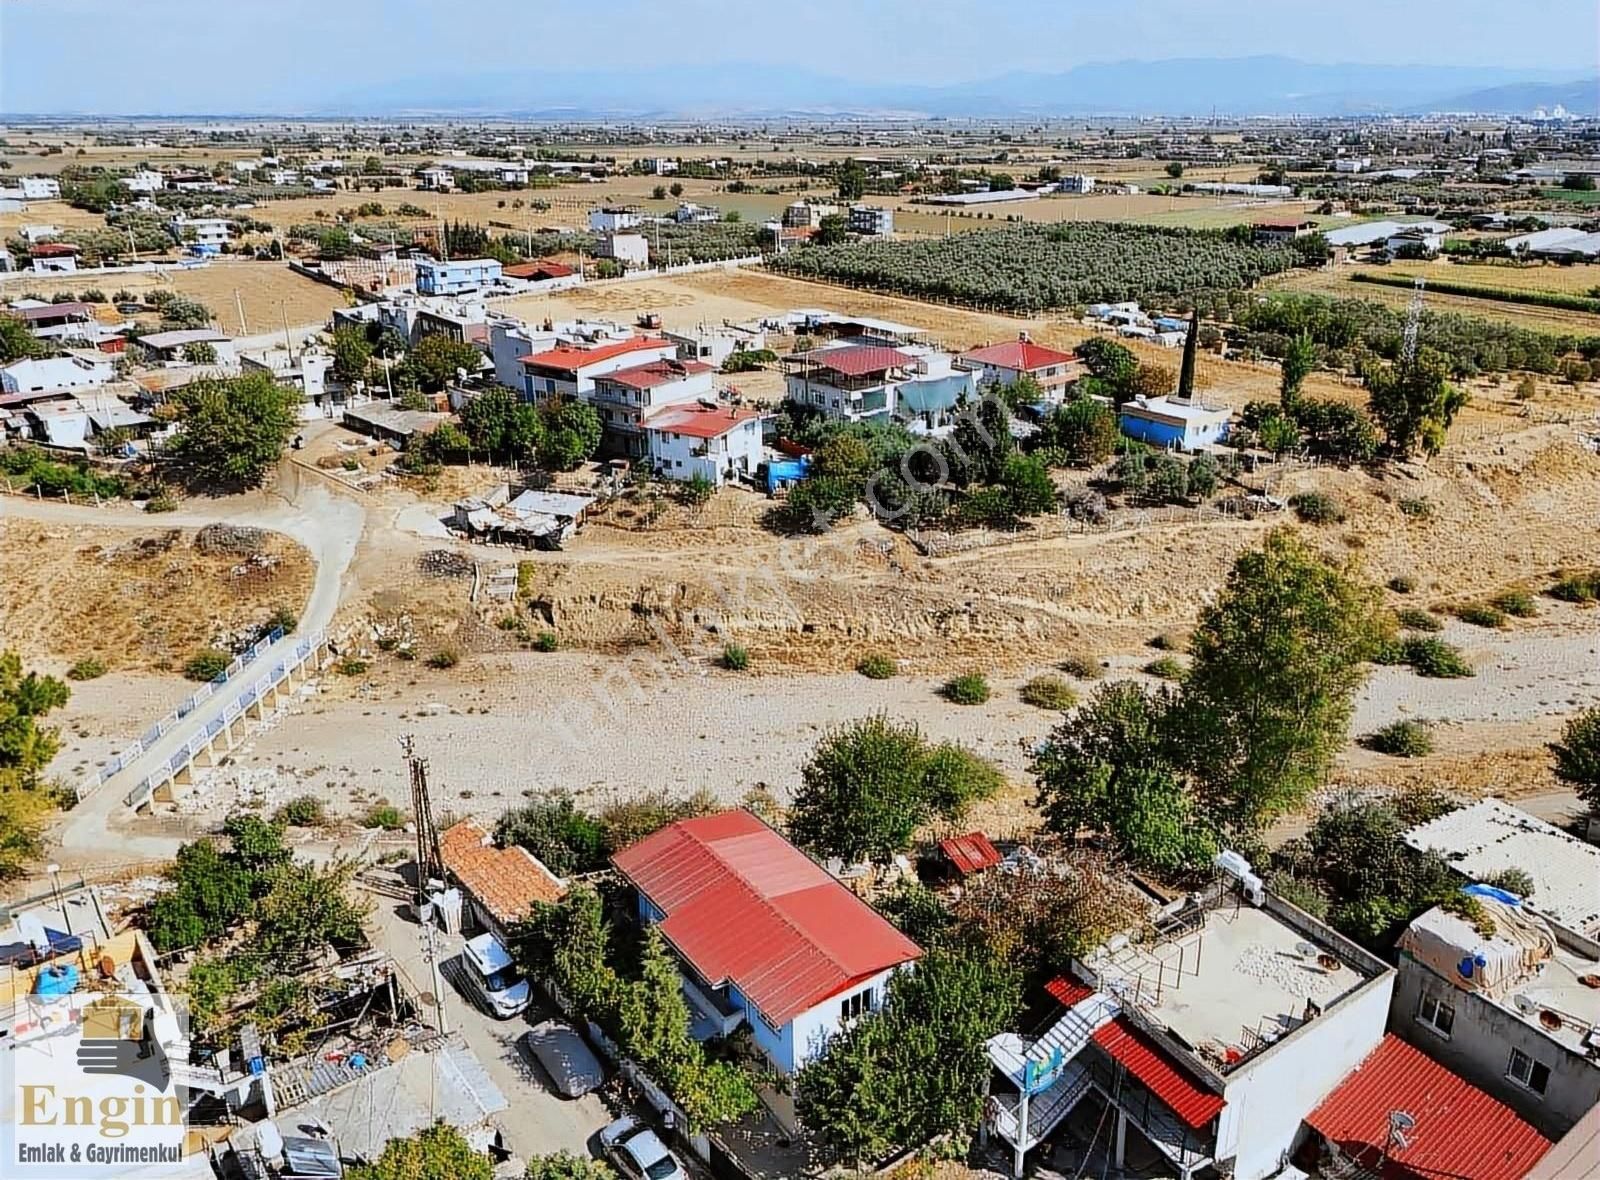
left=1177, top=310, right=1199, bottom=400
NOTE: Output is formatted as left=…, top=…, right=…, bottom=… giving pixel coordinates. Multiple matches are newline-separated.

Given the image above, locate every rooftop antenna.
left=1384, top=1110, right=1416, bottom=1164
left=402, top=735, right=444, bottom=904
left=1400, top=276, right=1426, bottom=370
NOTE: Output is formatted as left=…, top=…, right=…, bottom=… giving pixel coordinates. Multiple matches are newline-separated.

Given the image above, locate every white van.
left=458, top=933, right=531, bottom=1018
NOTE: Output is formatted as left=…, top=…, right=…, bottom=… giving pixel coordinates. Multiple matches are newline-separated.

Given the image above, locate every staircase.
left=986, top=991, right=1121, bottom=1150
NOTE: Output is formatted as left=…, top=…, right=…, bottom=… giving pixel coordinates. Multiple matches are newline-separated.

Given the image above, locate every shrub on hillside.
left=1361, top=719, right=1436, bottom=758
left=1387, top=574, right=1417, bottom=594
left=1289, top=491, right=1344, bottom=524
left=721, top=643, right=750, bottom=671
left=1491, top=589, right=1538, bottom=618
left=1059, top=653, right=1104, bottom=680
left=1020, top=675, right=1078, bottom=711
left=274, top=795, right=328, bottom=827
left=1396, top=607, right=1443, bottom=633
left=940, top=672, right=991, bottom=705
left=1548, top=569, right=1600, bottom=603
left=183, top=648, right=230, bottom=682
left=1403, top=637, right=1474, bottom=678
left=66, top=657, right=106, bottom=681
left=856, top=653, right=897, bottom=680
left=1453, top=602, right=1508, bottom=629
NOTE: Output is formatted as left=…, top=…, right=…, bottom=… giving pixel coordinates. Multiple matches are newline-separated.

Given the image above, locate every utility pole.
left=234, top=289, right=248, bottom=336
left=422, top=918, right=450, bottom=1036
left=402, top=735, right=444, bottom=903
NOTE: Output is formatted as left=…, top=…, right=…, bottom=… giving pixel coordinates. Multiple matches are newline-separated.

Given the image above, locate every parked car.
left=518, top=1019, right=605, bottom=1098
left=456, top=932, right=530, bottom=1019
left=599, top=1115, right=687, bottom=1180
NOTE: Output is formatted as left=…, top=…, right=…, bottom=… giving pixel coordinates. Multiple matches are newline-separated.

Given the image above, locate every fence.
left=70, top=626, right=288, bottom=804
left=121, top=628, right=326, bottom=809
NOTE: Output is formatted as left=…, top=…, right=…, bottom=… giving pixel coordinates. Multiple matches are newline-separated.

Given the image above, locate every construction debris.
left=195, top=523, right=268, bottom=555
left=418, top=549, right=475, bottom=579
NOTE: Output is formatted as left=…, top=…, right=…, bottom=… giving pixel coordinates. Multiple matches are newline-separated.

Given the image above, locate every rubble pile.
left=417, top=549, right=474, bottom=579
left=195, top=523, right=268, bottom=555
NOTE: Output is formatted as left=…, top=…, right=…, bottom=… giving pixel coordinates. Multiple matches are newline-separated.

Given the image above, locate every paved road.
left=3, top=455, right=365, bottom=866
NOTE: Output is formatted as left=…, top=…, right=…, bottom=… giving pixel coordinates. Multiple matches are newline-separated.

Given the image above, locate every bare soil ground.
left=0, top=519, right=314, bottom=676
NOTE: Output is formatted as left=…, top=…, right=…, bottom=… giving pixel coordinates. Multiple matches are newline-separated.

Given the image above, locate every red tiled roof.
left=441, top=820, right=566, bottom=928
left=798, top=345, right=913, bottom=378
left=29, top=243, right=80, bottom=257
left=503, top=260, right=575, bottom=280
left=520, top=336, right=672, bottom=371
left=646, top=404, right=763, bottom=440
left=1042, top=975, right=1225, bottom=1129
left=611, top=810, right=922, bottom=1026
left=13, top=302, right=92, bottom=321
left=1306, top=1035, right=1551, bottom=1180
left=939, top=832, right=1002, bottom=875
left=960, top=339, right=1077, bottom=372
left=597, top=359, right=712, bottom=390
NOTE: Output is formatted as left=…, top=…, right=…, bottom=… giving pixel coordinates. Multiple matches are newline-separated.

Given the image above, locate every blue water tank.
left=34, top=963, right=79, bottom=998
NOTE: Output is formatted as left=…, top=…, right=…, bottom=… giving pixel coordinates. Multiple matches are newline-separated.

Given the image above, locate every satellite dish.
left=1514, top=993, right=1540, bottom=1015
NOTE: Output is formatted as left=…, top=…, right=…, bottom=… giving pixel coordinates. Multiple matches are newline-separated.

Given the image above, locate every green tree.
left=183, top=341, right=218, bottom=365
left=1075, top=337, right=1138, bottom=397
left=1552, top=707, right=1600, bottom=811
left=796, top=947, right=1020, bottom=1167
left=526, top=1153, right=616, bottom=1180
left=1256, top=410, right=1302, bottom=457
left=668, top=182, right=684, bottom=198
left=789, top=715, right=1001, bottom=862
left=1040, top=394, right=1119, bottom=466
left=1165, top=161, right=1185, bottom=178
left=495, top=794, right=607, bottom=877
left=538, top=397, right=602, bottom=470
left=1279, top=332, right=1317, bottom=411
left=835, top=158, right=868, bottom=201
left=1032, top=681, right=1216, bottom=873
left=1184, top=531, right=1387, bottom=833
left=997, top=452, right=1058, bottom=516
left=347, top=1123, right=492, bottom=1180
left=409, top=335, right=482, bottom=392
left=1363, top=348, right=1468, bottom=459
left=0, top=652, right=70, bottom=879
left=165, top=372, right=301, bottom=488
left=815, top=213, right=851, bottom=246
left=331, top=325, right=374, bottom=385
left=459, top=386, right=521, bottom=456
left=0, top=315, right=49, bottom=363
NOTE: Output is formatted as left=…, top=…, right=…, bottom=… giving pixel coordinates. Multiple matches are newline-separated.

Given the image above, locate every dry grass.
left=1379, top=257, right=1600, bottom=296
left=1266, top=266, right=1600, bottom=335
left=0, top=520, right=314, bottom=674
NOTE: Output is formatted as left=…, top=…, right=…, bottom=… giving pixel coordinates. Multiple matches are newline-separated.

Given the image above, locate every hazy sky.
left=3, top=0, right=1596, bottom=113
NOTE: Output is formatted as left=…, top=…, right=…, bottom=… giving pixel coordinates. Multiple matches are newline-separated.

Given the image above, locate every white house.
left=125, top=170, right=164, bottom=194
left=588, top=206, right=642, bottom=233
left=169, top=216, right=231, bottom=248
left=265, top=168, right=300, bottom=186
left=137, top=329, right=236, bottom=368
left=241, top=347, right=338, bottom=419
left=960, top=333, right=1082, bottom=400
left=644, top=404, right=766, bottom=485
left=1059, top=174, right=1096, bottom=193
left=665, top=324, right=768, bottom=369
left=520, top=335, right=679, bottom=402
left=414, top=257, right=502, bottom=296
left=783, top=343, right=918, bottom=422
left=673, top=202, right=719, bottom=224
left=611, top=810, right=922, bottom=1075
left=1119, top=394, right=1232, bottom=451
left=418, top=166, right=454, bottom=191
left=19, top=177, right=60, bottom=200
left=1386, top=228, right=1444, bottom=257
left=590, top=358, right=715, bottom=459
left=596, top=231, right=649, bottom=269
left=1333, top=156, right=1372, bottom=173
left=0, top=354, right=114, bottom=394
left=848, top=204, right=894, bottom=235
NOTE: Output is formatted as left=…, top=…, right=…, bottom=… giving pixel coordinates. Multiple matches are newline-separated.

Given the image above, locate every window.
left=1507, top=1048, right=1549, bottom=1095
left=840, top=987, right=873, bottom=1024
left=1417, top=993, right=1454, bottom=1038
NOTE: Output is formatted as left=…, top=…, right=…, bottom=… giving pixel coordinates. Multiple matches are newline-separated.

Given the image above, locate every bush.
left=1146, top=632, right=1187, bottom=652
left=144, top=493, right=177, bottom=513
left=856, top=653, right=897, bottom=680
left=1549, top=569, right=1600, bottom=603
left=361, top=803, right=405, bottom=831
left=495, top=795, right=606, bottom=877
left=1403, top=637, right=1474, bottom=678
left=1453, top=602, right=1508, bottom=629
left=66, top=657, right=106, bottom=681
left=1491, top=589, right=1538, bottom=618
left=720, top=643, right=750, bottom=671
left=425, top=648, right=460, bottom=669
left=1388, top=574, right=1417, bottom=594
left=1143, top=656, right=1185, bottom=680
left=183, top=648, right=231, bottom=682
left=1020, top=674, right=1078, bottom=710
left=940, top=672, right=991, bottom=705
left=1059, top=652, right=1104, bottom=680
left=264, top=604, right=299, bottom=634
left=1397, top=497, right=1433, bottom=518
left=1361, top=719, right=1436, bottom=757
left=1289, top=491, right=1344, bottom=524
left=532, top=631, right=559, bottom=652
left=1481, top=868, right=1535, bottom=898
left=274, top=795, right=327, bottom=827
left=1266, top=871, right=1330, bottom=919
left=335, top=656, right=369, bottom=676
left=1397, top=607, right=1443, bottom=632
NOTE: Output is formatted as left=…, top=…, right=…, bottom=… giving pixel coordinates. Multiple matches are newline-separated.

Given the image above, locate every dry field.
left=0, top=519, right=313, bottom=676
left=1378, top=257, right=1600, bottom=296
left=0, top=260, right=349, bottom=333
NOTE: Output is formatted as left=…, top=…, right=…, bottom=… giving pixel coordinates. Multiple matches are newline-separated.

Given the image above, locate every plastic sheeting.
left=1399, top=892, right=1557, bottom=998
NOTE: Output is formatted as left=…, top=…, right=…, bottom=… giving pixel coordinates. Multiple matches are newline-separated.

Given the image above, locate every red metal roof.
left=646, top=404, right=763, bottom=440
left=597, top=358, right=712, bottom=390
left=1043, top=974, right=1224, bottom=1129
left=520, top=336, right=672, bottom=371
left=13, top=302, right=92, bottom=321
left=1306, top=1035, right=1551, bottom=1180
left=611, top=810, right=922, bottom=1026
left=503, top=259, right=575, bottom=280
left=939, top=832, right=1002, bottom=876
left=29, top=243, right=80, bottom=257
left=960, top=339, right=1077, bottom=372
left=798, top=345, right=913, bottom=378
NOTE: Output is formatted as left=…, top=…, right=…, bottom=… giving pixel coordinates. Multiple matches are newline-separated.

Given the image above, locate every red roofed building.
left=503, top=259, right=576, bottom=282
left=643, top=403, right=766, bottom=486
left=519, top=335, right=678, bottom=401
left=782, top=344, right=916, bottom=422
left=590, top=357, right=716, bottom=459
left=1252, top=217, right=1319, bottom=243
left=441, top=819, right=566, bottom=933
left=1302, top=1034, right=1551, bottom=1180
left=959, top=332, right=1082, bottom=398
left=611, top=809, right=922, bottom=1074
left=939, top=832, right=1002, bottom=876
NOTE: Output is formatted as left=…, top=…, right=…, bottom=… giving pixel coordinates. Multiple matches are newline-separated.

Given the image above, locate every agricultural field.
left=768, top=221, right=1307, bottom=312
left=1380, top=257, right=1600, bottom=296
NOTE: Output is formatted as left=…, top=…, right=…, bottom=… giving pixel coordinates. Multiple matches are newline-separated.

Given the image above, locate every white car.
left=599, top=1115, right=688, bottom=1180
left=457, top=932, right=531, bottom=1019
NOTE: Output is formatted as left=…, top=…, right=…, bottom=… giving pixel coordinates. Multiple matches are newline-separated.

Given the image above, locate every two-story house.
left=519, top=336, right=678, bottom=403
left=589, top=358, right=714, bottom=459
left=415, top=257, right=502, bottom=297
left=644, top=404, right=765, bottom=486
left=611, top=809, right=922, bottom=1076
left=783, top=343, right=918, bottom=422
left=959, top=334, right=1082, bottom=401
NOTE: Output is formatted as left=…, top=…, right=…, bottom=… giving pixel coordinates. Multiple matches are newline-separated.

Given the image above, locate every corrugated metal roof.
left=1093, top=1019, right=1225, bottom=1129
left=939, top=832, right=1002, bottom=876
left=798, top=345, right=913, bottom=378
left=960, top=339, right=1077, bottom=372
left=1306, top=1035, right=1551, bottom=1180
left=1040, top=975, right=1224, bottom=1129
left=611, top=810, right=922, bottom=1026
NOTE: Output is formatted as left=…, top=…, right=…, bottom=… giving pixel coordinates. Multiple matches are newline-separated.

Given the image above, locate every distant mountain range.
left=314, top=56, right=1598, bottom=120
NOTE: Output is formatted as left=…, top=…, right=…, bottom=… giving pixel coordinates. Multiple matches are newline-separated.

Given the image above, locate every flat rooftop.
left=1404, top=798, right=1600, bottom=941
left=1085, top=899, right=1369, bottom=1069
left=1511, top=941, right=1600, bottom=1057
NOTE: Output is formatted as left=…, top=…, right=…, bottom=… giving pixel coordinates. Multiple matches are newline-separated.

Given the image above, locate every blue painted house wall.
left=1120, top=414, right=1188, bottom=449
